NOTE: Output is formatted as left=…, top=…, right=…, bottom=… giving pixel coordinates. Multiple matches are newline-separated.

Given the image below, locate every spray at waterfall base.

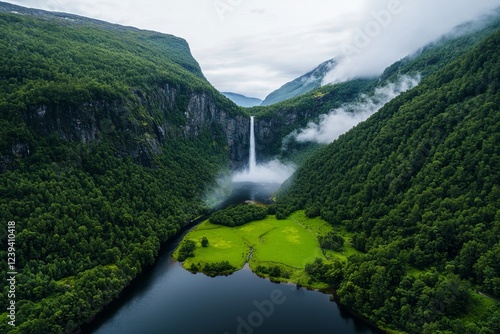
left=233, top=116, right=296, bottom=184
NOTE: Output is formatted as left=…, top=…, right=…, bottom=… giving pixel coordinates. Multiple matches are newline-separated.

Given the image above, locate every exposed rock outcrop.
left=8, top=83, right=251, bottom=170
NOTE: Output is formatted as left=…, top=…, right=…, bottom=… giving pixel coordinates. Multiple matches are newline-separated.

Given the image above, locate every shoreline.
left=183, top=260, right=387, bottom=334
left=77, top=214, right=208, bottom=333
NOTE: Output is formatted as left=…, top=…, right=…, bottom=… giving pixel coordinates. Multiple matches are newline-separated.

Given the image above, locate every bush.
left=201, top=236, right=209, bottom=247
left=203, top=261, right=236, bottom=275
left=318, top=232, right=345, bottom=251
left=177, top=240, right=196, bottom=261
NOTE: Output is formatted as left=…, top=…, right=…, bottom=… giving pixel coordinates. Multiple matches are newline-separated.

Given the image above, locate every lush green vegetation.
left=275, top=29, right=500, bottom=333
left=209, top=204, right=268, bottom=227
left=0, top=8, right=236, bottom=334
left=0, top=10, right=242, bottom=118
left=379, top=15, right=500, bottom=84
left=0, top=133, right=228, bottom=333
left=174, top=211, right=362, bottom=288
left=0, top=10, right=243, bottom=173
left=177, top=240, right=196, bottom=262
left=318, top=232, right=345, bottom=251
left=251, top=14, right=500, bottom=160
left=1, top=3, right=499, bottom=333
left=195, top=261, right=236, bottom=276
left=252, top=79, right=376, bottom=158
left=305, top=258, right=344, bottom=288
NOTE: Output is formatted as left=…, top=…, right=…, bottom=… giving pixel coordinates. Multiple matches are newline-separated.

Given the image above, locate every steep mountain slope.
left=261, top=58, right=337, bottom=106
left=0, top=2, right=251, bottom=171
left=379, top=10, right=500, bottom=83
left=261, top=11, right=500, bottom=109
left=0, top=2, right=205, bottom=79
left=1, top=2, right=499, bottom=333
left=276, top=28, right=500, bottom=333
left=0, top=3, right=247, bottom=333
left=250, top=13, right=500, bottom=162
left=222, top=92, right=262, bottom=107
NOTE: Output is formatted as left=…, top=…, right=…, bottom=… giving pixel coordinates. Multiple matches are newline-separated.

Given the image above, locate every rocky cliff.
left=11, top=83, right=250, bottom=170
left=185, top=90, right=250, bottom=167
left=0, top=4, right=251, bottom=171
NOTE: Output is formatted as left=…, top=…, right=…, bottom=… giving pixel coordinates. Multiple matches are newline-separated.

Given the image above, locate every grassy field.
left=173, top=210, right=360, bottom=287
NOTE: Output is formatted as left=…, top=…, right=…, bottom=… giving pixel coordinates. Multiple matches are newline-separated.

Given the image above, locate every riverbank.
left=172, top=210, right=390, bottom=333
left=78, top=213, right=209, bottom=333
left=172, top=210, right=361, bottom=290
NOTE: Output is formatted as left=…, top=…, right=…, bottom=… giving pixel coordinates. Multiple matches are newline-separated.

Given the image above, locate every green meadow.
left=173, top=211, right=360, bottom=287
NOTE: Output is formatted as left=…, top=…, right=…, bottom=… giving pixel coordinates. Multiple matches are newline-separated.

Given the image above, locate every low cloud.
left=232, top=160, right=296, bottom=184
left=7, top=0, right=499, bottom=98
left=291, top=74, right=421, bottom=145
left=202, top=173, right=234, bottom=209
left=322, top=0, right=500, bottom=85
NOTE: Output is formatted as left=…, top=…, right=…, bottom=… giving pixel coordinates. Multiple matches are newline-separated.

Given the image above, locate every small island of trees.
left=209, top=204, right=268, bottom=227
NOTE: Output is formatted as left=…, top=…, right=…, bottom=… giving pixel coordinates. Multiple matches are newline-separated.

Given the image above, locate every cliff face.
left=253, top=107, right=317, bottom=161
left=14, top=82, right=320, bottom=171
left=185, top=91, right=250, bottom=167
left=11, top=83, right=250, bottom=170
left=0, top=4, right=253, bottom=172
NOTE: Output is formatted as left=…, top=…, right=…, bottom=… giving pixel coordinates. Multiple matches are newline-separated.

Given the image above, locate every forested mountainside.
left=1, top=1, right=499, bottom=333
left=0, top=2, right=251, bottom=171
left=260, top=58, right=338, bottom=106
left=276, top=28, right=500, bottom=334
left=250, top=12, right=500, bottom=161
left=0, top=3, right=245, bottom=333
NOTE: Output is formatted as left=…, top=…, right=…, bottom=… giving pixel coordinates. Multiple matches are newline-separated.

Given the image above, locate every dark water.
left=83, top=183, right=378, bottom=334
left=220, top=182, right=281, bottom=205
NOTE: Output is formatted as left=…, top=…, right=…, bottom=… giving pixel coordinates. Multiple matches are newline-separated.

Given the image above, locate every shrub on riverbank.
left=177, top=240, right=196, bottom=261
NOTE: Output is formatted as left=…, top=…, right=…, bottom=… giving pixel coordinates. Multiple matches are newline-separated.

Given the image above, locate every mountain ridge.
left=0, top=3, right=254, bottom=171
left=0, top=1, right=206, bottom=79
left=222, top=92, right=263, bottom=107
left=260, top=58, right=338, bottom=106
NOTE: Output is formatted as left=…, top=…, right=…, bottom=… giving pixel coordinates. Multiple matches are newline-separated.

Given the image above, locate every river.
left=82, top=182, right=379, bottom=334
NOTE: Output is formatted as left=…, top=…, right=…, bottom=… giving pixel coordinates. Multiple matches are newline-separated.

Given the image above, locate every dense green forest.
left=250, top=14, right=500, bottom=159
left=0, top=8, right=242, bottom=169
left=1, top=2, right=499, bottom=333
left=0, top=134, right=228, bottom=333
left=209, top=204, right=268, bottom=227
left=276, top=28, right=500, bottom=333
left=0, top=7, right=235, bottom=334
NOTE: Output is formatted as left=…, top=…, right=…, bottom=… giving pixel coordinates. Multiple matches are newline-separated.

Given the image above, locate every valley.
left=0, top=2, right=499, bottom=334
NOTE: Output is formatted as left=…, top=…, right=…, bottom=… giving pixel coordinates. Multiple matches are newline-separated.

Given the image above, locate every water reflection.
left=83, top=182, right=379, bottom=334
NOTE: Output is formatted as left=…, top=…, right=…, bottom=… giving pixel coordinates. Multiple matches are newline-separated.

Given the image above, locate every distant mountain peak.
left=222, top=92, right=262, bottom=108
left=261, top=58, right=339, bottom=106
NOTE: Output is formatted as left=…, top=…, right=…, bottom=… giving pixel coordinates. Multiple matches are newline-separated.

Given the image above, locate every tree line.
left=209, top=204, right=268, bottom=227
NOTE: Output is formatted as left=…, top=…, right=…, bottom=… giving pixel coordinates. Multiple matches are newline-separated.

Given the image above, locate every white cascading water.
left=249, top=116, right=256, bottom=173
left=232, top=115, right=295, bottom=184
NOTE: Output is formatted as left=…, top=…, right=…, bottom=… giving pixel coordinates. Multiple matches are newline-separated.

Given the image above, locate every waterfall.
left=232, top=115, right=295, bottom=184
left=249, top=116, right=256, bottom=173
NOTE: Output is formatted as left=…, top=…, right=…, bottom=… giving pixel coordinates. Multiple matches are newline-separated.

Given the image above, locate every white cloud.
left=7, top=0, right=500, bottom=98
left=322, top=0, right=500, bottom=84
left=291, top=74, right=421, bottom=144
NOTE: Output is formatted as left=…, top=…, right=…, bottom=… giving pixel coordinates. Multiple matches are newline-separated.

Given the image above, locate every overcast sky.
left=6, top=0, right=500, bottom=98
